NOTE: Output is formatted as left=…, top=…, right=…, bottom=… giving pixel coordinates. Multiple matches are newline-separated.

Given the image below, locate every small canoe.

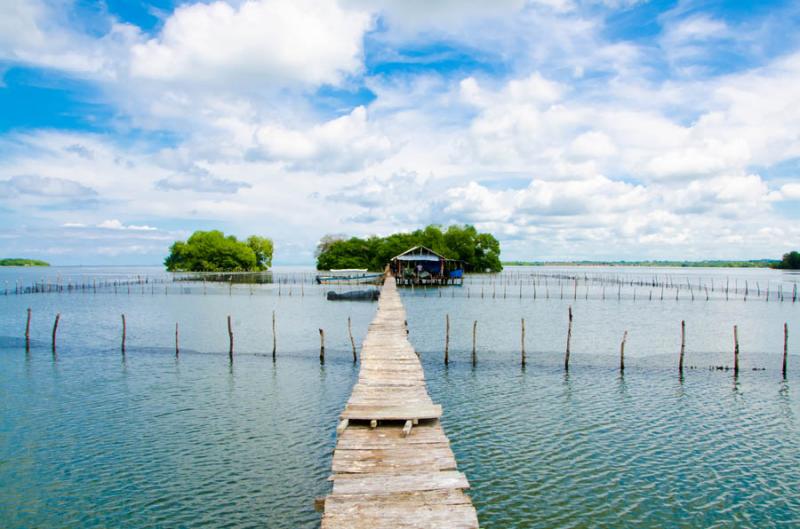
left=327, top=290, right=380, bottom=301
left=316, top=272, right=383, bottom=285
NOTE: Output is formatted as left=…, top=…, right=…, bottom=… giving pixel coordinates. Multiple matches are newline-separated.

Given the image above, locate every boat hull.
left=315, top=273, right=383, bottom=285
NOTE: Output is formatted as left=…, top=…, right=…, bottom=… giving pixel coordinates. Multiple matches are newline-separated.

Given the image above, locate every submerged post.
left=783, top=322, right=788, bottom=379
left=733, top=325, right=739, bottom=376
left=175, top=322, right=180, bottom=356
left=521, top=318, right=526, bottom=367
left=348, top=316, right=357, bottom=362
left=272, top=310, right=277, bottom=359
left=319, top=328, right=325, bottom=363
left=471, top=320, right=477, bottom=366
left=620, top=330, right=627, bottom=372
left=444, top=313, right=450, bottom=365
left=679, top=320, right=686, bottom=375
left=121, top=314, right=127, bottom=354
left=227, top=315, right=234, bottom=360
left=564, top=306, right=573, bottom=371
left=52, top=313, right=60, bottom=353
left=25, top=308, right=31, bottom=352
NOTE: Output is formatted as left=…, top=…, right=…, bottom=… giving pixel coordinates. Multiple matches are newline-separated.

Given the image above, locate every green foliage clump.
left=773, top=251, right=800, bottom=270
left=164, top=230, right=273, bottom=272
left=315, top=225, right=502, bottom=273
left=0, top=258, right=50, bottom=267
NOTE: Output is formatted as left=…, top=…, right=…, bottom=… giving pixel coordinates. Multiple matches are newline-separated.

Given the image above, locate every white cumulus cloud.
left=130, top=0, right=372, bottom=89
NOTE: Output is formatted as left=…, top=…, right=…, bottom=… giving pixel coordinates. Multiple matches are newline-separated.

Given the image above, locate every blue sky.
left=1, top=0, right=799, bottom=265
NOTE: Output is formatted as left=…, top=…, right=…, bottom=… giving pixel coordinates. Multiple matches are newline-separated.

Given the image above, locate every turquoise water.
left=1, top=266, right=799, bottom=528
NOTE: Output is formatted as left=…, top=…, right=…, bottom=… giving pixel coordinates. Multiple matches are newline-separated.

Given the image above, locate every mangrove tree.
left=315, top=225, right=502, bottom=272
left=165, top=230, right=273, bottom=272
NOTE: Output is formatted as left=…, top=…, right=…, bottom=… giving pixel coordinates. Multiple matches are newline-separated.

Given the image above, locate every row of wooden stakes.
left=22, top=308, right=357, bottom=364
left=22, top=306, right=790, bottom=378
left=442, top=308, right=791, bottom=378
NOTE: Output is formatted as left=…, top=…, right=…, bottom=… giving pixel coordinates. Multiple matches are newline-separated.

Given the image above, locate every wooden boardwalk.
left=320, top=277, right=479, bottom=529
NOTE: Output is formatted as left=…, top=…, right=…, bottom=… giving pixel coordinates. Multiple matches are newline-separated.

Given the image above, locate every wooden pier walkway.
left=320, top=276, right=479, bottom=528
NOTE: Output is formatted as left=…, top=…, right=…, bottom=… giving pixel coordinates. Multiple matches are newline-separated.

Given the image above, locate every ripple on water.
left=421, top=361, right=800, bottom=529
left=0, top=349, right=358, bottom=529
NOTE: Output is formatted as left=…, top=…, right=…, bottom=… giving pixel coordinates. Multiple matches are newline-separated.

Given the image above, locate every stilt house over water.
left=390, top=246, right=465, bottom=286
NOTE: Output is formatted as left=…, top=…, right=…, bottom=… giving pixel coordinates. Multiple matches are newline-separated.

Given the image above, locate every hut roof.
left=392, top=246, right=447, bottom=262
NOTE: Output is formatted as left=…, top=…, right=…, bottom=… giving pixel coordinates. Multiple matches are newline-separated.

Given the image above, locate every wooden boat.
left=326, top=289, right=380, bottom=301
left=315, top=269, right=383, bottom=285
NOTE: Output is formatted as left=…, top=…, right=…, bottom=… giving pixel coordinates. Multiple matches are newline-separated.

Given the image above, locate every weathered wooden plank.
left=322, top=504, right=479, bottom=529
left=336, top=426, right=450, bottom=449
left=324, top=489, right=473, bottom=509
left=332, top=471, right=470, bottom=495
left=341, top=404, right=443, bottom=421
left=332, top=446, right=457, bottom=474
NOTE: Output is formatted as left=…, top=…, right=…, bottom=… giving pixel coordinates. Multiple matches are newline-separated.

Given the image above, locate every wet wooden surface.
left=321, top=277, right=478, bottom=528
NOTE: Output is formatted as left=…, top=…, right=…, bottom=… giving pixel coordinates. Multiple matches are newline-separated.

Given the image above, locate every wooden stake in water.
left=444, top=314, right=450, bottom=365
left=348, top=316, right=357, bottom=362
left=733, top=325, right=739, bottom=376
left=471, top=320, right=477, bottom=367
left=679, top=320, right=686, bottom=375
left=51, top=313, right=60, bottom=354
left=620, top=330, right=627, bottom=372
left=227, top=315, right=234, bottom=360
left=269, top=310, right=277, bottom=359
left=521, top=318, right=526, bottom=367
left=565, top=306, right=573, bottom=371
left=175, top=322, right=180, bottom=356
left=121, top=314, right=127, bottom=354
left=319, top=328, right=325, bottom=363
left=783, top=323, right=788, bottom=379
left=25, top=308, right=31, bottom=352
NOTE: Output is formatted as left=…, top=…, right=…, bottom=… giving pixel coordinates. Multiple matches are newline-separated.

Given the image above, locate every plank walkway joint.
left=320, top=275, right=479, bottom=528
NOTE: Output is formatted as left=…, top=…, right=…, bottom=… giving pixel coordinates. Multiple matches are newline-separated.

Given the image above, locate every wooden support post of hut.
left=389, top=246, right=464, bottom=287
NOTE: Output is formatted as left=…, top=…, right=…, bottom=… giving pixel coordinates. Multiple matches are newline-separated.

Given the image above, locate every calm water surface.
left=1, top=266, right=799, bottom=528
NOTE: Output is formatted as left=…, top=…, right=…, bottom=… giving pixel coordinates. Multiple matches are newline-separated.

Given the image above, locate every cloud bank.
left=0, top=0, right=799, bottom=264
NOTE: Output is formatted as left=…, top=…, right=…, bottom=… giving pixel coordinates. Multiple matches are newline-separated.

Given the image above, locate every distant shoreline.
left=502, top=260, right=779, bottom=268
left=0, top=258, right=50, bottom=267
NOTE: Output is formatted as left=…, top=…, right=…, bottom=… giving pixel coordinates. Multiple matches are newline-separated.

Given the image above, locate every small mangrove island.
left=0, top=258, right=50, bottom=267
left=316, top=224, right=502, bottom=272
left=164, top=230, right=273, bottom=272
left=773, top=251, right=800, bottom=269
